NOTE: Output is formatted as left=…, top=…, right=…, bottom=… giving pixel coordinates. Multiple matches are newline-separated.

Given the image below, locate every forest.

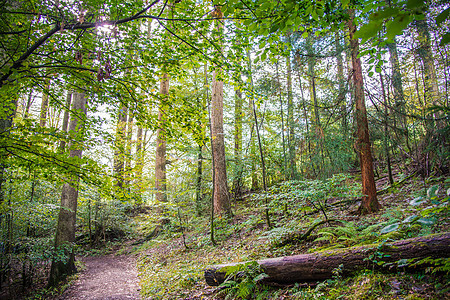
left=0, top=0, right=449, bottom=299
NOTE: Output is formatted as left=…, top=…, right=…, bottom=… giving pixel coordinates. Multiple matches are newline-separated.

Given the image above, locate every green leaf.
left=402, top=215, right=418, bottom=223
left=427, top=185, right=439, bottom=199
left=407, top=0, right=424, bottom=9
left=417, top=218, right=434, bottom=225
left=386, top=14, right=412, bottom=40
left=261, top=51, right=267, bottom=62
left=269, top=23, right=279, bottom=33
left=440, top=32, right=450, bottom=46
left=436, top=8, right=450, bottom=25
left=409, top=196, right=425, bottom=206
left=397, top=258, right=409, bottom=267
left=380, top=223, right=399, bottom=234
left=354, top=20, right=383, bottom=42
left=341, top=0, right=350, bottom=9
left=370, top=7, right=399, bottom=21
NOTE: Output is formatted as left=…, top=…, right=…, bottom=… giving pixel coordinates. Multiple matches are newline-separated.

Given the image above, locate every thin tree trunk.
left=380, top=73, right=394, bottom=185
left=211, top=6, right=230, bottom=215
left=124, top=111, right=134, bottom=188
left=0, top=89, right=18, bottom=206
left=347, top=11, right=381, bottom=214
left=416, top=18, right=441, bottom=114
left=286, top=49, right=297, bottom=180
left=387, top=40, right=408, bottom=139
left=155, top=74, right=168, bottom=203
left=296, top=65, right=315, bottom=177
left=233, top=86, right=243, bottom=197
left=59, top=92, right=72, bottom=153
left=276, top=61, right=288, bottom=180
left=48, top=92, right=87, bottom=286
left=113, top=104, right=128, bottom=190
left=39, top=79, right=50, bottom=127
left=335, top=32, right=347, bottom=138
left=24, top=88, right=33, bottom=118
left=135, top=125, right=144, bottom=205
left=248, top=51, right=271, bottom=228
left=206, top=62, right=217, bottom=245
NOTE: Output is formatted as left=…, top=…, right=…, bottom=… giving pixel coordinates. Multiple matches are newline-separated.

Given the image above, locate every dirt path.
left=59, top=254, right=141, bottom=300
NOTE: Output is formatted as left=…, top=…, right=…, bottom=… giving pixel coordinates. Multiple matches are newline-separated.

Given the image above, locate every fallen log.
left=204, top=232, right=450, bottom=286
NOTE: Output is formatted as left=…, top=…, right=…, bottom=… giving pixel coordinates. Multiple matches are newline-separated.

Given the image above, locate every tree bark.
left=211, top=6, right=230, bottom=215
left=233, top=86, right=243, bottom=198
left=286, top=48, right=297, bottom=180
left=335, top=32, right=347, bottom=139
left=135, top=125, right=144, bottom=205
left=347, top=12, right=381, bottom=214
left=205, top=232, right=450, bottom=286
left=124, top=110, right=134, bottom=188
left=59, top=91, right=72, bottom=153
left=39, top=79, right=50, bottom=127
left=387, top=39, right=408, bottom=147
left=275, top=61, right=288, bottom=180
left=416, top=18, right=441, bottom=112
left=113, top=104, right=128, bottom=190
left=155, top=74, right=168, bottom=203
left=380, top=73, right=394, bottom=185
left=48, top=92, right=87, bottom=286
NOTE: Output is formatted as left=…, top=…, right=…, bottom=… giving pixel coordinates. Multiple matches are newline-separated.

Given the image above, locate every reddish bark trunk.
left=347, top=12, right=381, bottom=214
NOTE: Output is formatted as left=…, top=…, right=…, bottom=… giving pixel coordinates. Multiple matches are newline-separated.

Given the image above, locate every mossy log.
left=204, top=232, right=450, bottom=286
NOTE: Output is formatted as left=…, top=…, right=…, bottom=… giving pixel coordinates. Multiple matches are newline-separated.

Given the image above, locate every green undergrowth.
left=135, top=173, right=449, bottom=299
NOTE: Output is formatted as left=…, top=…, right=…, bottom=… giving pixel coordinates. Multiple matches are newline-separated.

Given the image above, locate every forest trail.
left=58, top=253, right=140, bottom=300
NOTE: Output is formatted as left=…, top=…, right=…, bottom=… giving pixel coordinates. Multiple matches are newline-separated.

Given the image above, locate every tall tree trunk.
left=48, top=92, right=87, bottom=286
left=416, top=18, right=441, bottom=113
left=276, top=61, right=288, bottom=180
left=24, top=88, right=33, bottom=118
left=0, top=88, right=18, bottom=206
left=286, top=49, right=297, bottom=180
left=135, top=125, right=144, bottom=205
left=59, top=92, right=72, bottom=153
left=211, top=5, right=230, bottom=215
left=124, top=110, right=134, bottom=189
left=306, top=37, right=325, bottom=176
left=155, top=74, right=168, bottom=203
left=248, top=52, right=271, bottom=228
left=416, top=15, right=446, bottom=174
left=347, top=11, right=381, bottom=214
left=113, top=104, right=128, bottom=191
left=387, top=39, right=409, bottom=150
left=335, top=32, right=347, bottom=138
left=233, top=86, right=243, bottom=197
left=39, top=79, right=50, bottom=127
left=380, top=73, right=394, bottom=185
left=295, top=63, right=315, bottom=177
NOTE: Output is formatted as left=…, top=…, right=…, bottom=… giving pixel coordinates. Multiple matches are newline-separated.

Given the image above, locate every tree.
left=113, top=104, right=128, bottom=191
left=347, top=11, right=381, bottom=214
left=286, top=43, right=298, bottom=180
left=48, top=92, right=87, bottom=286
left=155, top=74, right=169, bottom=203
left=210, top=6, right=230, bottom=215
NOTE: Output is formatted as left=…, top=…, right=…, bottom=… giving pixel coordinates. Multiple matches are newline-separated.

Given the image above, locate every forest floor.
left=57, top=252, right=141, bottom=300
left=12, top=168, right=448, bottom=299
left=131, top=169, right=449, bottom=299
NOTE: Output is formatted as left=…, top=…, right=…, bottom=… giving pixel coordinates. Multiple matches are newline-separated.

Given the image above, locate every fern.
left=218, top=261, right=268, bottom=299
